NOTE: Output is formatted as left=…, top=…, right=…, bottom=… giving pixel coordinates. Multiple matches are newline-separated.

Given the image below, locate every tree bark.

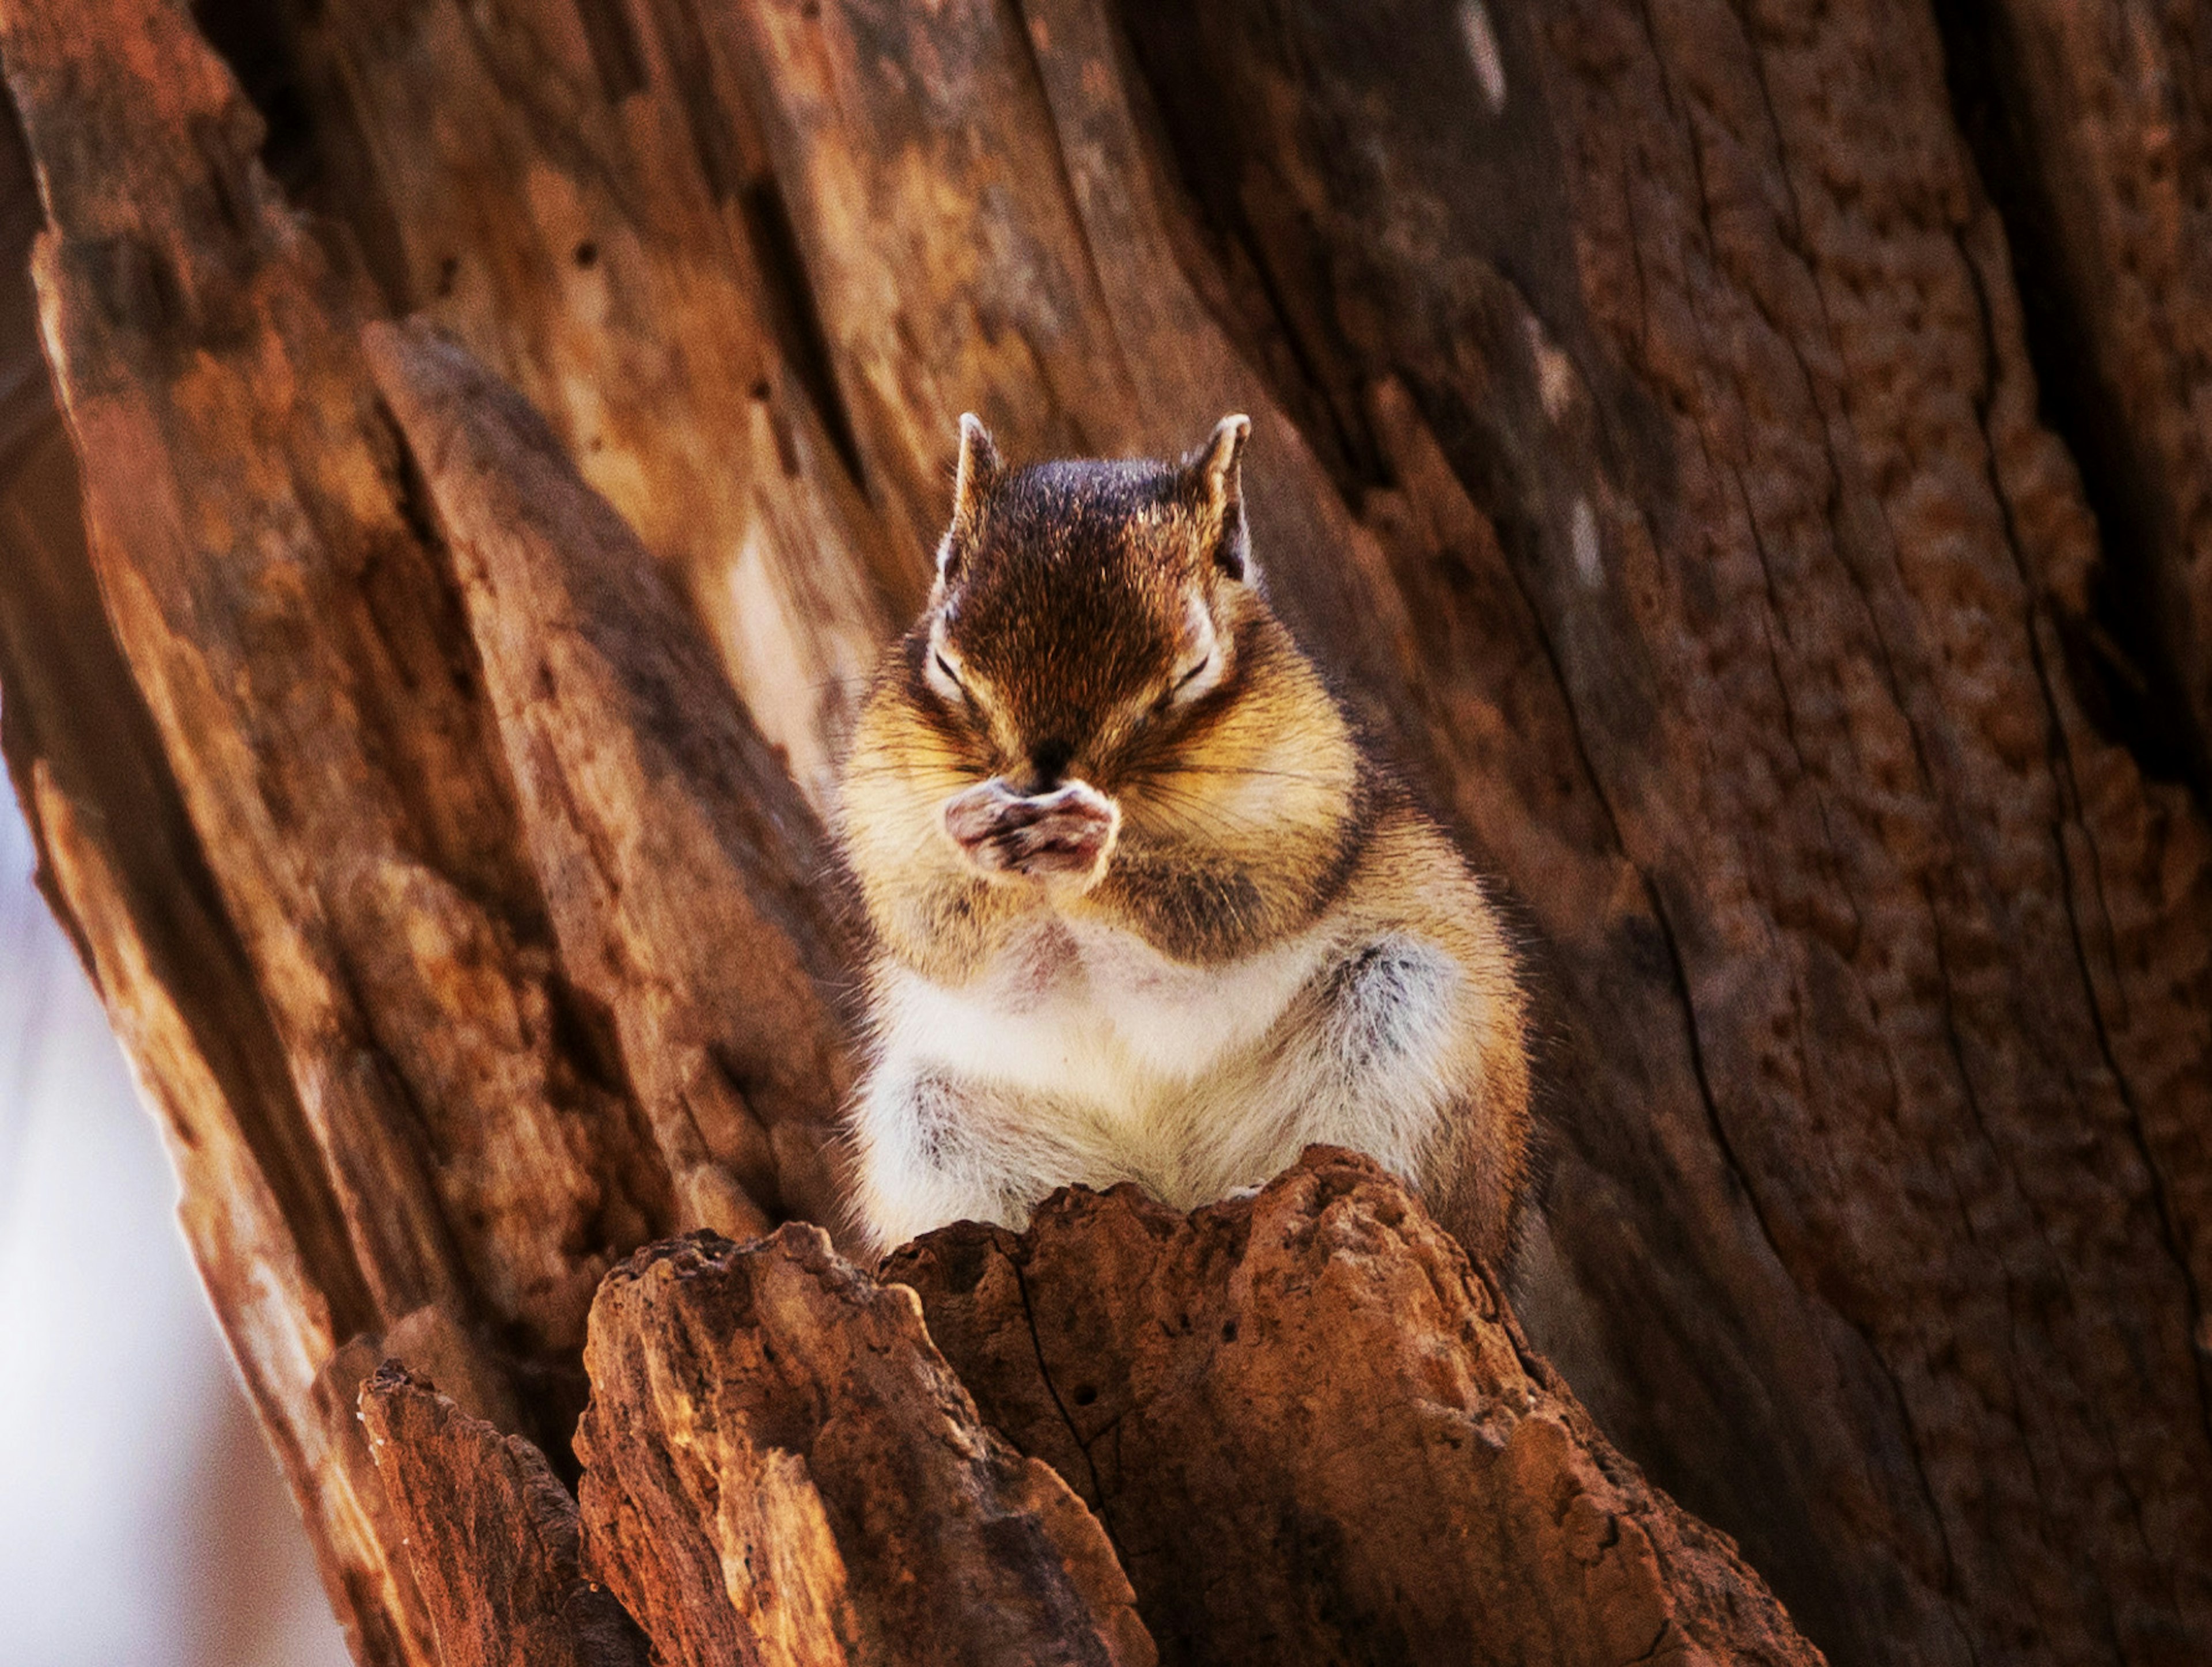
left=0, top=0, right=2205, bottom=1663
left=358, top=1151, right=1818, bottom=1666
left=574, top=1223, right=1155, bottom=1667
left=894, top=1147, right=1824, bottom=1667
left=360, top=1364, right=650, bottom=1667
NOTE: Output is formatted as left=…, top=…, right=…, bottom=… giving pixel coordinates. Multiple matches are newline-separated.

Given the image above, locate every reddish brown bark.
left=575, top=1225, right=1156, bottom=1667
left=0, top=0, right=2205, bottom=1662
left=356, top=1157, right=1823, bottom=1666
left=0, top=2, right=851, bottom=1654
left=1118, top=6, right=2212, bottom=1660
left=1939, top=0, right=2212, bottom=799
left=362, top=316, right=856, bottom=1237
left=359, top=1365, right=649, bottom=1667
left=895, top=1148, right=1824, bottom=1667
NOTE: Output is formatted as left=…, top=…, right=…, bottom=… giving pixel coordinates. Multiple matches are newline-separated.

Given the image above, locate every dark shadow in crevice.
left=191, top=0, right=321, bottom=193
left=1930, top=0, right=2206, bottom=802
left=738, top=176, right=867, bottom=487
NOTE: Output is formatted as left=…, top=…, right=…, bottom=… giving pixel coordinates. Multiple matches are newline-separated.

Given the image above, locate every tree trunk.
left=0, top=0, right=2204, bottom=1664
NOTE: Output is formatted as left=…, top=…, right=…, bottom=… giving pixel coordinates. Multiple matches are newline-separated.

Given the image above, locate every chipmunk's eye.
left=930, top=649, right=969, bottom=704
left=1166, top=653, right=1215, bottom=706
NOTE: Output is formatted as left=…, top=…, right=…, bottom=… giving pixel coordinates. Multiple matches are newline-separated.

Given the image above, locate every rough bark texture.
left=349, top=1162, right=1819, bottom=1667
left=1938, top=0, right=2212, bottom=797
left=0, top=2, right=850, bottom=1655
left=359, top=1364, right=649, bottom=1667
left=1116, top=7, right=2212, bottom=1662
left=362, top=316, right=855, bottom=1238
left=272, top=0, right=912, bottom=807
left=575, top=1225, right=1156, bottom=1667
left=892, top=1147, right=1823, bottom=1667
left=0, top=0, right=2206, bottom=1662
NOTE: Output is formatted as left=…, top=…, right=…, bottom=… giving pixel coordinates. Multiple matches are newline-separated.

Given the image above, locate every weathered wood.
left=575, top=1225, right=1156, bottom=1667
left=0, top=2, right=862, bottom=1655
left=359, top=1363, right=650, bottom=1667
left=893, top=1147, right=1824, bottom=1667
left=363, top=316, right=856, bottom=1236
left=275, top=0, right=912, bottom=805
left=1122, top=5, right=2212, bottom=1660
left=723, top=0, right=1419, bottom=730
left=5, top=0, right=612, bottom=1358
left=352, top=1164, right=1825, bottom=1666
left=1941, top=0, right=2212, bottom=799
left=3, top=0, right=2210, bottom=1662
left=0, top=70, right=461, bottom=1658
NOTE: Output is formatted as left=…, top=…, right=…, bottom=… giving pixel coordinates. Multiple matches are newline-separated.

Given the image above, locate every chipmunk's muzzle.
left=942, top=777, right=1119, bottom=889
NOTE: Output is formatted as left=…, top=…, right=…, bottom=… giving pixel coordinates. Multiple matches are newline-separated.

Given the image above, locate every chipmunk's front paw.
left=942, top=778, right=1119, bottom=888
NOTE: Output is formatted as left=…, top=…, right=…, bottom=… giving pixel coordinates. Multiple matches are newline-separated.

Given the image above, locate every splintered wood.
left=575, top=1224, right=1154, bottom=1667
left=363, top=318, right=855, bottom=1238
left=895, top=1149, right=1823, bottom=1667
left=1, top=0, right=2208, bottom=1661
left=360, top=1154, right=1817, bottom=1666
left=360, top=1365, right=649, bottom=1667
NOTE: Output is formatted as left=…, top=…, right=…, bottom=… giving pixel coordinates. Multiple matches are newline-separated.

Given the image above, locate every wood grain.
left=361, top=1363, right=649, bottom=1667
left=894, top=1147, right=1826, bottom=1667
left=576, top=1224, right=1156, bottom=1667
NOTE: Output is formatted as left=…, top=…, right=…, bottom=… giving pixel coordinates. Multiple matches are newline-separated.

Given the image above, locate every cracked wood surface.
left=271, top=0, right=912, bottom=806
left=575, top=1223, right=1156, bottom=1667
left=0, top=1, right=851, bottom=1656
left=363, top=316, right=855, bottom=1236
left=1124, top=4, right=2212, bottom=1660
left=891, top=1147, right=1824, bottom=1667
left=359, top=1364, right=649, bottom=1667
left=0, top=0, right=2207, bottom=1662
left=1941, top=0, right=2212, bottom=801
left=351, top=1159, right=1816, bottom=1666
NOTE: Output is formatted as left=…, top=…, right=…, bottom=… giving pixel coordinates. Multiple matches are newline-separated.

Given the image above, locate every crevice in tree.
left=189, top=2, right=426, bottom=312
left=1953, top=228, right=2212, bottom=1471
left=502, top=1331, right=595, bottom=1490
left=1111, top=2, right=1374, bottom=487
left=572, top=0, right=649, bottom=108
left=378, top=403, right=443, bottom=558
left=639, top=0, right=743, bottom=203
left=737, top=175, right=866, bottom=487
left=191, top=0, right=318, bottom=191
left=1929, top=0, right=2206, bottom=805
left=1008, top=1248, right=1127, bottom=1563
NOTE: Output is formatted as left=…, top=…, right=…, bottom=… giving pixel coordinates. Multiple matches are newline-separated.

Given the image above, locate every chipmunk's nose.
left=1024, top=738, right=1075, bottom=793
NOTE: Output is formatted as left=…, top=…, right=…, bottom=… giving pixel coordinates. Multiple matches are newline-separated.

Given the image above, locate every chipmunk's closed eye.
left=1165, top=650, right=1221, bottom=709
left=927, top=646, right=969, bottom=704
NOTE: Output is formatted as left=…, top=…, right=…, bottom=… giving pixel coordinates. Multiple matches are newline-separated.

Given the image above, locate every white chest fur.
left=879, top=910, right=1332, bottom=1113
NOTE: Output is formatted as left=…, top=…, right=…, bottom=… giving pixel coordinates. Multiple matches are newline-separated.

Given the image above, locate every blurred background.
left=0, top=786, right=350, bottom=1666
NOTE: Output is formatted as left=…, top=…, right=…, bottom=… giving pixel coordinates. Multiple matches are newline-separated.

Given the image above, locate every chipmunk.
left=835, top=414, right=1531, bottom=1265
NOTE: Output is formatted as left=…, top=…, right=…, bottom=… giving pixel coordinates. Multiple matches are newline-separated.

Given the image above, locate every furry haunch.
left=836, top=413, right=1531, bottom=1263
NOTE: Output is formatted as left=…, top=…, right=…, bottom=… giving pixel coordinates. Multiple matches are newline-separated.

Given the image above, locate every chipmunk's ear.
left=938, top=412, right=1002, bottom=585
left=1185, top=413, right=1253, bottom=581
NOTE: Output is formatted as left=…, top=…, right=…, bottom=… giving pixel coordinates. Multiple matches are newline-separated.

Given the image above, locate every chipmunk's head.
left=916, top=412, right=1257, bottom=804
left=842, top=412, right=1355, bottom=899
left=842, top=414, right=1359, bottom=919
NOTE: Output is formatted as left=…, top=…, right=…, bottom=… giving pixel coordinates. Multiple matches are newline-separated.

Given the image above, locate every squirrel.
left=835, top=413, right=1532, bottom=1266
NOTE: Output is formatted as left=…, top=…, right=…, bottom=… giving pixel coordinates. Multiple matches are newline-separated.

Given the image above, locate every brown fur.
left=836, top=416, right=1532, bottom=1263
